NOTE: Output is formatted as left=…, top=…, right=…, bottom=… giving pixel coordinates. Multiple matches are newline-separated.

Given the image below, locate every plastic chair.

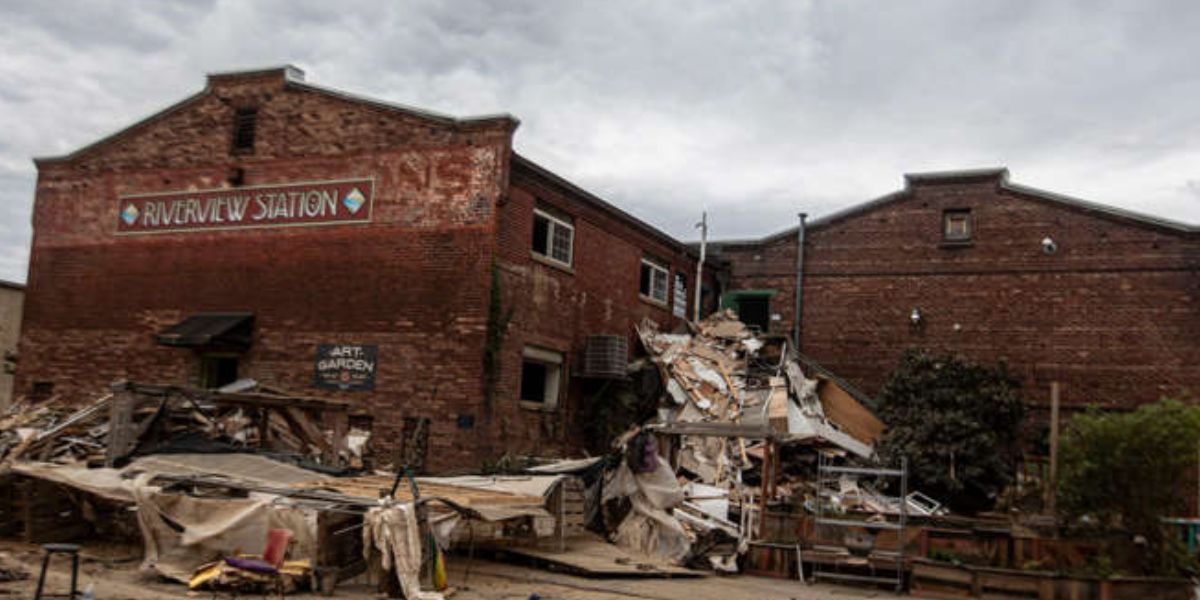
left=214, top=528, right=294, bottom=599
left=262, top=528, right=293, bottom=598
left=263, top=528, right=293, bottom=568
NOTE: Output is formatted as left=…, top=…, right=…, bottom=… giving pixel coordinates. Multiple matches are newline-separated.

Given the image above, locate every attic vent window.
left=231, top=108, right=258, bottom=154
left=942, top=209, right=973, bottom=243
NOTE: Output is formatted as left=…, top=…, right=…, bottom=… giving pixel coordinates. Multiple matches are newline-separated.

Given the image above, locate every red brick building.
left=712, top=169, right=1199, bottom=415
left=17, top=66, right=708, bottom=470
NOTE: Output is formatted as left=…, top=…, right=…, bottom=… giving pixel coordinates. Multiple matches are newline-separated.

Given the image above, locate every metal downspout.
left=793, top=213, right=807, bottom=350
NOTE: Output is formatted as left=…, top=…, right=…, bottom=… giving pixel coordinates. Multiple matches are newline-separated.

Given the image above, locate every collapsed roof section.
left=636, top=310, right=884, bottom=463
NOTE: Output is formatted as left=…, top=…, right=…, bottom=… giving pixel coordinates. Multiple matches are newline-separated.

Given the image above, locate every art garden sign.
left=314, top=344, right=377, bottom=391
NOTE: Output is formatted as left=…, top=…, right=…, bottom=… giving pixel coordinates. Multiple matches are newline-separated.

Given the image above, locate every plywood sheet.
left=817, top=377, right=884, bottom=445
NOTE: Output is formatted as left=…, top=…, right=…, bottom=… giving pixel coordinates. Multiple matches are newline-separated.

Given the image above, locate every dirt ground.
left=0, top=540, right=899, bottom=600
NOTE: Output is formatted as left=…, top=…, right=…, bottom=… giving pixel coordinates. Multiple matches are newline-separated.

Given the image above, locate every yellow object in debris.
left=188, top=561, right=223, bottom=590
left=432, top=544, right=448, bottom=590
left=280, top=559, right=312, bottom=577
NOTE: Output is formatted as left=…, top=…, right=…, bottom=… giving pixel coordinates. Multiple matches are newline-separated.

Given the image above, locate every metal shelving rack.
left=812, top=455, right=908, bottom=592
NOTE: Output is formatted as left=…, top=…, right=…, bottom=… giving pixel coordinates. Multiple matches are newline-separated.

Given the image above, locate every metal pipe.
left=694, top=211, right=707, bottom=322
left=793, top=213, right=807, bottom=349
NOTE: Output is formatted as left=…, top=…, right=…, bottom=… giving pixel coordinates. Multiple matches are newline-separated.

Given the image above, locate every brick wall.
left=718, top=172, right=1199, bottom=414
left=18, top=68, right=516, bottom=471
left=489, top=159, right=702, bottom=458
left=0, top=285, right=23, bottom=408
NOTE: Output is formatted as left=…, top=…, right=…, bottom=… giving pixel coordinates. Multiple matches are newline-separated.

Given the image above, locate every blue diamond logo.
left=342, top=188, right=366, bottom=214
left=120, top=204, right=139, bottom=225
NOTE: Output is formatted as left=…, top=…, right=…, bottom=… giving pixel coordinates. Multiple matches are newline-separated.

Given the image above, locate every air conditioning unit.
left=581, top=335, right=628, bottom=379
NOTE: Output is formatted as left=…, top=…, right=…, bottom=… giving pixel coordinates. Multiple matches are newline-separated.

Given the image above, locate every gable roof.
left=511, top=154, right=698, bottom=257
left=724, top=167, right=1197, bottom=247
left=34, top=65, right=519, bottom=166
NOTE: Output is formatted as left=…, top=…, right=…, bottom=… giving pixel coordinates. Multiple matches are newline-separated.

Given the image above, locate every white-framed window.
left=639, top=258, right=669, bottom=304
left=519, top=346, right=563, bottom=408
left=532, top=208, right=574, bottom=266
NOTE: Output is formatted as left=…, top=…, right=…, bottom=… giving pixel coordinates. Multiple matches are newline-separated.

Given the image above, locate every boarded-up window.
left=231, top=108, right=258, bottom=154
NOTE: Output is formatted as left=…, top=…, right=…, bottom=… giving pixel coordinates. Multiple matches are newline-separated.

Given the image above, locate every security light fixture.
left=1042, top=236, right=1058, bottom=255
left=910, top=307, right=922, bottom=326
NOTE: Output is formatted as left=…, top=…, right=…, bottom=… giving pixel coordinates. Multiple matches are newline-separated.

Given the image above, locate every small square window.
left=943, top=209, right=972, bottom=242
left=532, top=208, right=573, bottom=266
left=520, top=347, right=563, bottom=408
left=639, top=259, right=669, bottom=304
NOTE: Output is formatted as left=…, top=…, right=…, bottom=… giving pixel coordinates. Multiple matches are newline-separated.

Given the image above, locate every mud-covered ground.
left=0, top=540, right=895, bottom=599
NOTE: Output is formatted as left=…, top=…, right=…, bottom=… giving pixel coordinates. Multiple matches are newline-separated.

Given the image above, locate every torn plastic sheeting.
left=682, top=481, right=729, bottom=521
left=363, top=503, right=444, bottom=600
left=666, top=379, right=689, bottom=406
left=9, top=453, right=325, bottom=505
left=134, top=480, right=316, bottom=583
left=685, top=357, right=728, bottom=393
left=676, top=503, right=739, bottom=538
left=417, top=474, right=565, bottom=500
left=525, top=456, right=605, bottom=474
left=604, top=457, right=690, bottom=562
left=785, top=399, right=873, bottom=459
left=11, top=461, right=139, bottom=503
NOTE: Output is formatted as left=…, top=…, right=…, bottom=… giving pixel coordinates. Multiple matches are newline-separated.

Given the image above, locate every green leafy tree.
left=877, top=350, right=1024, bottom=513
left=1059, top=399, right=1200, bottom=575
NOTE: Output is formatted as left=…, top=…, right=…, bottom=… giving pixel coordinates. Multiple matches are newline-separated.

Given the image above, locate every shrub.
left=1059, top=399, right=1200, bottom=575
left=877, top=350, right=1024, bottom=513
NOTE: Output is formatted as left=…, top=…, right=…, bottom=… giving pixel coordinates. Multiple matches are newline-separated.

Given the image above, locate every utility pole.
left=793, top=213, right=807, bottom=350
left=693, top=211, right=707, bottom=322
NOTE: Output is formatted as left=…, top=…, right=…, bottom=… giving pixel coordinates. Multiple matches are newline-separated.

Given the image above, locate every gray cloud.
left=0, top=1, right=1197, bottom=283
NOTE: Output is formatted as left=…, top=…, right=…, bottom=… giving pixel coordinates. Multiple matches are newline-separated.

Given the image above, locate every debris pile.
left=597, top=310, right=914, bottom=571
left=0, top=381, right=363, bottom=470
left=637, top=310, right=881, bottom=468
left=0, top=312, right=949, bottom=594
left=0, top=395, right=112, bottom=465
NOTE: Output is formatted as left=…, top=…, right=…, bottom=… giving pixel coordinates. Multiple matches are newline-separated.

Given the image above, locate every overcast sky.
left=1, top=1, right=1197, bottom=283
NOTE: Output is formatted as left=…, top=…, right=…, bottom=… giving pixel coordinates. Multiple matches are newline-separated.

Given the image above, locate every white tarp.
left=363, top=503, right=443, bottom=600
left=417, top=474, right=564, bottom=500
left=10, top=453, right=326, bottom=504
left=134, top=482, right=316, bottom=582
left=603, top=456, right=691, bottom=562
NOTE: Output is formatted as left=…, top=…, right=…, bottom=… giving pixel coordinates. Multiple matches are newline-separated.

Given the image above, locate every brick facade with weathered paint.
left=17, top=67, right=706, bottom=471
left=488, top=158, right=705, bottom=457
left=714, top=170, right=1199, bottom=415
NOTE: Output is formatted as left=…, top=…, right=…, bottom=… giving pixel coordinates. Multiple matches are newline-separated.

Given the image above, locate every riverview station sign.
left=116, top=178, right=374, bottom=234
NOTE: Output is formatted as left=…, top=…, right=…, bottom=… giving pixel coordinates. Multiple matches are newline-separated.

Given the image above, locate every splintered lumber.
left=282, top=407, right=331, bottom=455
left=31, top=394, right=113, bottom=456
left=268, top=413, right=306, bottom=452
